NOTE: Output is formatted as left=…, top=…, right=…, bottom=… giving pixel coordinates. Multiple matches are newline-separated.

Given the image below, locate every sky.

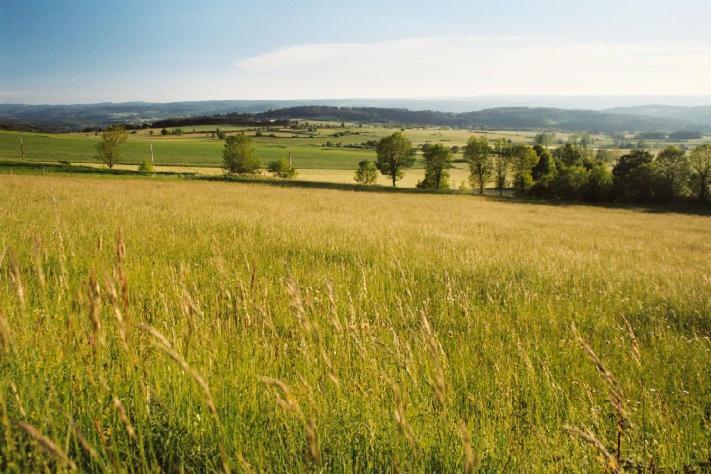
left=1, top=0, right=710, bottom=104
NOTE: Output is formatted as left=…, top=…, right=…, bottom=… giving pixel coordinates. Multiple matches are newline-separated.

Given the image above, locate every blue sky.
left=1, top=0, right=710, bottom=103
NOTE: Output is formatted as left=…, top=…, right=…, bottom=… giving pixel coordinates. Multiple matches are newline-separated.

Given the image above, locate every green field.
left=3, top=126, right=710, bottom=178
left=0, top=172, right=708, bottom=472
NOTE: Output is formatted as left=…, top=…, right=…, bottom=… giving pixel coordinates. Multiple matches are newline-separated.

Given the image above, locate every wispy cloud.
left=230, top=36, right=711, bottom=98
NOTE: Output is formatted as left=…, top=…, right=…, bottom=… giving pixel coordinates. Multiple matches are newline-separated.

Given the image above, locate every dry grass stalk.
left=72, top=424, right=100, bottom=461
left=304, top=417, right=321, bottom=466
left=572, top=323, right=630, bottom=466
left=457, top=420, right=477, bottom=474
left=142, top=323, right=217, bottom=416
left=572, top=324, right=629, bottom=427
left=325, top=280, right=343, bottom=332
left=390, top=382, right=416, bottom=449
left=620, top=315, right=641, bottom=368
left=260, top=376, right=301, bottom=415
left=422, top=315, right=446, bottom=409
left=10, top=382, right=26, bottom=417
left=7, top=248, right=25, bottom=306
left=17, top=422, right=77, bottom=471
left=87, top=271, right=104, bottom=348
left=115, top=230, right=129, bottom=317
left=285, top=276, right=311, bottom=332
left=112, top=397, right=136, bottom=439
left=105, top=278, right=127, bottom=350
left=32, top=237, right=46, bottom=289
left=260, top=377, right=322, bottom=467
left=563, top=425, right=621, bottom=473
left=0, top=311, right=11, bottom=354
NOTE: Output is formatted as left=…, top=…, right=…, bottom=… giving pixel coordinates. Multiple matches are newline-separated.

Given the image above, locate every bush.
left=138, top=160, right=155, bottom=173
left=354, top=160, right=378, bottom=184
left=223, top=135, right=261, bottom=174
left=267, top=158, right=297, bottom=179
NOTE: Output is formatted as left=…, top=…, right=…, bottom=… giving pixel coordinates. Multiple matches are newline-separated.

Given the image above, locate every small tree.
left=464, top=136, right=492, bottom=194
left=223, top=134, right=260, bottom=174
left=418, top=144, right=451, bottom=190
left=689, top=144, right=711, bottom=201
left=354, top=160, right=378, bottom=184
left=268, top=158, right=297, bottom=179
left=96, top=125, right=128, bottom=169
left=375, top=132, right=415, bottom=187
left=492, top=138, right=512, bottom=196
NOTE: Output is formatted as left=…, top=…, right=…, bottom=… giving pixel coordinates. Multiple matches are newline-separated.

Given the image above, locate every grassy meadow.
left=0, top=172, right=708, bottom=472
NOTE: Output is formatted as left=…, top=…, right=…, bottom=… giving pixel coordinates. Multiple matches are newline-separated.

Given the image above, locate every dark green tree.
left=418, top=144, right=451, bottom=190
left=656, top=146, right=689, bottom=199
left=375, top=132, right=415, bottom=187
left=532, top=145, right=554, bottom=180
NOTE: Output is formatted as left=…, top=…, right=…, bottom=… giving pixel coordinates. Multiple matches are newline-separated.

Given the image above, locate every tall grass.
left=0, top=174, right=709, bottom=472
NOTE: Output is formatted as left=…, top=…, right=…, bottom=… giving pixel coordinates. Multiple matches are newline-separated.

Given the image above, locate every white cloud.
left=4, top=36, right=709, bottom=103
left=227, top=36, right=711, bottom=98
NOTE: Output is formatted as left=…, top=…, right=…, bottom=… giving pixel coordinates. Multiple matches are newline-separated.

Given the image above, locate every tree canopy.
left=375, top=132, right=415, bottom=187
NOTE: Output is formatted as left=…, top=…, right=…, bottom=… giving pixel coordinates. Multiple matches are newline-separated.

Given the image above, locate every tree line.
left=92, top=126, right=709, bottom=203
left=356, top=132, right=710, bottom=203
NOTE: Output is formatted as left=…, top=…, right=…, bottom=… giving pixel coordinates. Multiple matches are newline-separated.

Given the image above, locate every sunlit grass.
left=0, top=174, right=708, bottom=472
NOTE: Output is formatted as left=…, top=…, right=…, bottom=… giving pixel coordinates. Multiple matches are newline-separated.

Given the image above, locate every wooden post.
left=18, top=137, right=24, bottom=160
left=288, top=152, right=292, bottom=166
left=150, top=144, right=154, bottom=165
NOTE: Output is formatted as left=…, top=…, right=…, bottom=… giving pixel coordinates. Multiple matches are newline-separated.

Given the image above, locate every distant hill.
left=0, top=100, right=709, bottom=133
left=606, top=105, right=711, bottom=128
left=256, top=106, right=706, bottom=133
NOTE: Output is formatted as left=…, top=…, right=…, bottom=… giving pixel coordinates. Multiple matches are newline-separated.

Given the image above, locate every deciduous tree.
left=354, top=160, right=378, bottom=184
left=375, top=132, right=414, bottom=187
left=689, top=144, right=711, bottom=201
left=418, top=144, right=451, bottom=190
left=223, top=134, right=260, bottom=174
left=464, top=136, right=491, bottom=194
left=96, top=125, right=128, bottom=169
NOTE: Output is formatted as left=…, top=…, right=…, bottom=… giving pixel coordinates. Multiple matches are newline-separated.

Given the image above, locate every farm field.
left=3, top=126, right=710, bottom=195
left=0, top=173, right=708, bottom=472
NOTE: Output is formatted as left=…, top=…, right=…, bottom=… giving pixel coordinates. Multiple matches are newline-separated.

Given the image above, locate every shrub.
left=354, top=160, right=378, bottom=184
left=223, top=135, right=261, bottom=174
left=267, top=158, right=297, bottom=179
left=138, top=160, right=155, bottom=173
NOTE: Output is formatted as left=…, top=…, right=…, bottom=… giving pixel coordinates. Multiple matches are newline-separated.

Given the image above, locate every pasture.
left=2, top=126, right=709, bottom=191
left=0, top=173, right=708, bottom=472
